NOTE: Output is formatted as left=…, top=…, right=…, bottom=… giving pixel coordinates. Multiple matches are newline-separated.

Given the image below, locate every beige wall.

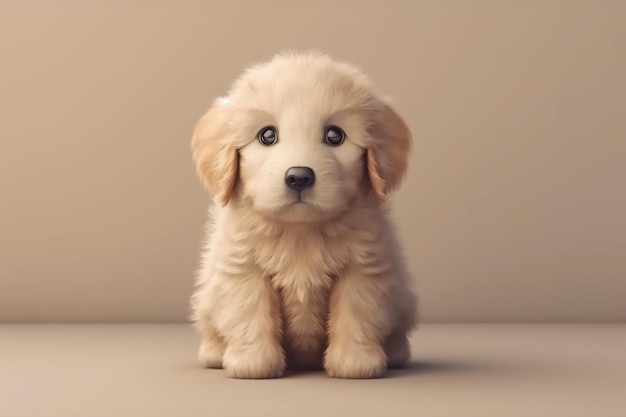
left=1, top=1, right=624, bottom=323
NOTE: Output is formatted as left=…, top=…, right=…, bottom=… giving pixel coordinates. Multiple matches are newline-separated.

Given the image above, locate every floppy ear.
left=366, top=101, right=412, bottom=204
left=191, top=99, right=239, bottom=206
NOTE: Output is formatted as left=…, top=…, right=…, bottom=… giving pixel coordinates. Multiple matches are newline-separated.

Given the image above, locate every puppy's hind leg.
left=384, top=330, right=411, bottom=369
left=386, top=289, right=418, bottom=369
left=194, top=311, right=225, bottom=369
left=386, top=290, right=418, bottom=369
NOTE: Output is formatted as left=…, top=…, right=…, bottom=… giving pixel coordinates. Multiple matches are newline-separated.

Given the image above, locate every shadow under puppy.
left=190, top=51, right=418, bottom=379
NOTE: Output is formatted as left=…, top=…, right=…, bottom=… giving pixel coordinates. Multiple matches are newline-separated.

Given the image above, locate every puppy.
left=189, top=51, right=418, bottom=379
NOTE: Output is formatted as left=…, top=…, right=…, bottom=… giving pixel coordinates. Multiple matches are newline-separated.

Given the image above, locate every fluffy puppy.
left=190, top=51, right=418, bottom=379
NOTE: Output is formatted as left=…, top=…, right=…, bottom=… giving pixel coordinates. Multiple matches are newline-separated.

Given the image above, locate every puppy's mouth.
left=287, top=197, right=310, bottom=207
left=294, top=191, right=307, bottom=204
left=281, top=191, right=320, bottom=210
left=251, top=190, right=352, bottom=224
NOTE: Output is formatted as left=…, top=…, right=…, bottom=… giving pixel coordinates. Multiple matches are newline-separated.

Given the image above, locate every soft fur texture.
left=190, top=51, right=418, bottom=379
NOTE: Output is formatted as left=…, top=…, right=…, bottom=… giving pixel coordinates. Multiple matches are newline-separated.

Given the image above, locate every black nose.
left=285, top=166, right=316, bottom=191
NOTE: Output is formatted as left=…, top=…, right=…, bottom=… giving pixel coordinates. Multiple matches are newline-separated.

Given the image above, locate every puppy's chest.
left=252, top=231, right=350, bottom=301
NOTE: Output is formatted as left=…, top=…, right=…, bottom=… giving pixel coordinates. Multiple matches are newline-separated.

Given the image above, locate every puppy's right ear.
left=191, top=97, right=239, bottom=206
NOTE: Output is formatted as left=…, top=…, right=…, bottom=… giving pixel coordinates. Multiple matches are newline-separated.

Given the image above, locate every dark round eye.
left=258, top=126, right=278, bottom=145
left=324, top=126, right=345, bottom=146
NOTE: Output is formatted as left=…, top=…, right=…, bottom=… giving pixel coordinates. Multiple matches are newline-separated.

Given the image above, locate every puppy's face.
left=192, top=52, right=412, bottom=223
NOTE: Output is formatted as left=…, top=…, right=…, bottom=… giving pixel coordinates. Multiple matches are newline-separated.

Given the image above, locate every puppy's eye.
left=324, top=126, right=345, bottom=146
left=258, top=126, right=278, bottom=146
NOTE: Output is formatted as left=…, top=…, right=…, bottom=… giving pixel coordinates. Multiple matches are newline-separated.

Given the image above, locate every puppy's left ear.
left=191, top=97, right=239, bottom=206
left=366, top=100, right=412, bottom=204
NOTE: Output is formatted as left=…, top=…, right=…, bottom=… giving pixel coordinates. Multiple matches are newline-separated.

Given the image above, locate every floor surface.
left=1, top=324, right=624, bottom=417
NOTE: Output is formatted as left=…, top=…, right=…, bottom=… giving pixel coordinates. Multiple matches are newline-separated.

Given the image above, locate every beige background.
left=0, top=1, right=624, bottom=323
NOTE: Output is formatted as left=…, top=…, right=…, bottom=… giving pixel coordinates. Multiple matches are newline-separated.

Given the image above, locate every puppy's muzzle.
left=285, top=166, right=315, bottom=191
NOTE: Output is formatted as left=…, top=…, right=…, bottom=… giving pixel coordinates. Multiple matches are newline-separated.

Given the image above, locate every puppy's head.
left=192, top=52, right=412, bottom=223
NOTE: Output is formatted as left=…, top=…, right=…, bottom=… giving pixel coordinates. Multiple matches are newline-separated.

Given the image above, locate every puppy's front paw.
left=324, top=342, right=387, bottom=379
left=223, top=343, right=285, bottom=379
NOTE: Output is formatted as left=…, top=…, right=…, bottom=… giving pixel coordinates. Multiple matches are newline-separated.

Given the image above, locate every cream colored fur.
left=190, top=51, right=418, bottom=379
